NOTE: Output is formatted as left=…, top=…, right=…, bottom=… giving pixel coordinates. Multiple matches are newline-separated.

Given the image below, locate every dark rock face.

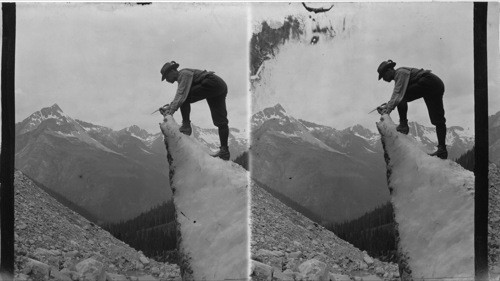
left=13, top=170, right=180, bottom=281
left=250, top=17, right=303, bottom=76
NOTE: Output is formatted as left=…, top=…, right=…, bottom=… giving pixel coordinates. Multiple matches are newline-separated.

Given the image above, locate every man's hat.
left=377, top=60, right=396, bottom=80
left=161, top=61, right=180, bottom=81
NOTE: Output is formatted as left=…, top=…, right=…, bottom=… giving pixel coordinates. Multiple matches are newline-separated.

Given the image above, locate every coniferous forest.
left=103, top=200, right=178, bottom=263
left=325, top=202, right=397, bottom=262
left=455, top=147, right=474, bottom=172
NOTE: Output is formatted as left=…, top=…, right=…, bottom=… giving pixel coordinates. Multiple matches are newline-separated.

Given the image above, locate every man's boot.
left=211, top=146, right=230, bottom=161
left=396, top=119, right=409, bottom=135
left=429, top=145, right=448, bottom=160
left=179, top=121, right=192, bottom=136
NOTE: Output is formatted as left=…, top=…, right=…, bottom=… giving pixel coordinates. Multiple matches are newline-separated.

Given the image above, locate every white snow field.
left=376, top=114, right=474, bottom=280
left=160, top=116, right=249, bottom=280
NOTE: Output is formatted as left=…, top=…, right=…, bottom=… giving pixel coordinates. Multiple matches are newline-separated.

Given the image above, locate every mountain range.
left=250, top=104, right=474, bottom=223
left=14, top=104, right=247, bottom=223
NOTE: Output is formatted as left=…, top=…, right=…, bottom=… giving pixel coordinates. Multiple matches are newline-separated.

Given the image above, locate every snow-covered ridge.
left=251, top=103, right=288, bottom=129
left=253, top=104, right=348, bottom=154
left=377, top=114, right=474, bottom=279
left=19, top=104, right=68, bottom=134
left=160, top=116, right=249, bottom=280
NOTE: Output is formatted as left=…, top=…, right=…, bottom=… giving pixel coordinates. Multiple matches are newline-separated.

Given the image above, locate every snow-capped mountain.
left=407, top=122, right=474, bottom=160
left=14, top=104, right=248, bottom=223
left=250, top=104, right=389, bottom=223
left=250, top=104, right=475, bottom=223
left=192, top=125, right=248, bottom=160
left=15, top=104, right=170, bottom=223
left=122, top=125, right=160, bottom=147
left=252, top=104, right=346, bottom=154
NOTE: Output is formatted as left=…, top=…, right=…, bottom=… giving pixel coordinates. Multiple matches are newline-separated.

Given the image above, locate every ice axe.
left=151, top=104, right=169, bottom=115
left=368, top=103, right=387, bottom=114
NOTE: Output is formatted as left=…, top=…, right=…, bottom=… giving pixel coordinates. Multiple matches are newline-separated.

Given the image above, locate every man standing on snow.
left=158, top=61, right=231, bottom=161
left=376, top=60, right=448, bottom=159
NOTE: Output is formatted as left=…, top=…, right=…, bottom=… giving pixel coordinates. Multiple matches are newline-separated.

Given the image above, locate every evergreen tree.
left=103, top=199, right=177, bottom=262
left=455, top=147, right=474, bottom=172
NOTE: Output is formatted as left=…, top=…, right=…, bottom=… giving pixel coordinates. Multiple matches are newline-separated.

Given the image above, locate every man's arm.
left=386, top=69, right=410, bottom=113
left=166, top=70, right=194, bottom=115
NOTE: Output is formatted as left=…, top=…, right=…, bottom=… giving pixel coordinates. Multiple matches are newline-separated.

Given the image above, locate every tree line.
left=103, top=199, right=177, bottom=263
left=455, top=146, right=474, bottom=172
left=325, top=202, right=397, bottom=262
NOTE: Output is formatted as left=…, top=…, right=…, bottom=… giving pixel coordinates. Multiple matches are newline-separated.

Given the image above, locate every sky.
left=14, top=2, right=249, bottom=134
left=4, top=2, right=500, bottom=136
left=251, top=2, right=500, bottom=133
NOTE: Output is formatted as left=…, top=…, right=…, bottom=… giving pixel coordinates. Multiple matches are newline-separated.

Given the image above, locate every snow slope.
left=159, top=116, right=249, bottom=280
left=376, top=114, right=474, bottom=279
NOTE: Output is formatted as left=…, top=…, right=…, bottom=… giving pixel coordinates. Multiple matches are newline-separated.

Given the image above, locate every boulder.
left=256, top=249, right=283, bottom=257
left=363, top=256, right=374, bottom=265
left=139, top=256, right=150, bottom=265
left=137, top=275, right=158, bottom=281
left=298, top=259, right=328, bottom=281
left=50, top=269, right=73, bottom=281
left=361, top=274, right=382, bottom=281
left=23, top=258, right=51, bottom=281
left=273, top=270, right=294, bottom=281
left=329, top=273, right=351, bottom=281
left=288, top=251, right=302, bottom=259
left=106, top=273, right=128, bottom=281
left=251, top=260, right=273, bottom=281
left=75, top=258, right=106, bottom=281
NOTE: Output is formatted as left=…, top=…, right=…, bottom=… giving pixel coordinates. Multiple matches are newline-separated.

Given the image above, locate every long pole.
left=0, top=2, right=16, bottom=276
left=473, top=2, right=488, bottom=280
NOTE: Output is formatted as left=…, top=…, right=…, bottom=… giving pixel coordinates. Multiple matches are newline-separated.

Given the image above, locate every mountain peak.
left=348, top=124, right=375, bottom=137
left=273, top=103, right=286, bottom=113
left=17, top=104, right=71, bottom=135
left=40, top=103, right=65, bottom=118
left=123, top=125, right=151, bottom=140
left=50, top=103, right=62, bottom=112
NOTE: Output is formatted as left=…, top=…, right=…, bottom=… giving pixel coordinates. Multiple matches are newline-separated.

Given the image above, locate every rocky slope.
left=12, top=170, right=180, bottom=281
left=490, top=111, right=500, bottom=166
left=490, top=163, right=500, bottom=278
left=251, top=181, right=399, bottom=280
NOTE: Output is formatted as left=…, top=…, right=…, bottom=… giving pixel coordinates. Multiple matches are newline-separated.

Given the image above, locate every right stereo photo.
left=249, top=2, right=499, bottom=280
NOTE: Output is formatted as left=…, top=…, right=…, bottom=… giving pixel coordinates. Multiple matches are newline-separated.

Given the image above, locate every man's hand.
left=377, top=103, right=388, bottom=115
left=159, top=104, right=170, bottom=115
